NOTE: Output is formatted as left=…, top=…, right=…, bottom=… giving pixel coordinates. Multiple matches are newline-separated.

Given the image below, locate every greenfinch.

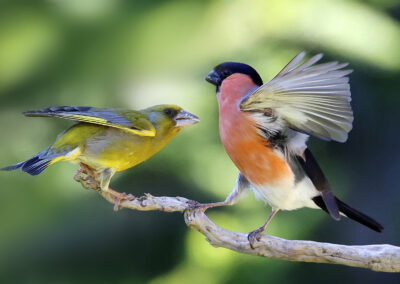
left=2, top=105, right=199, bottom=203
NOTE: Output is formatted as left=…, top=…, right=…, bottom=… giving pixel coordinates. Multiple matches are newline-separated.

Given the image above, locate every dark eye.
left=163, top=108, right=177, bottom=118
left=222, top=70, right=231, bottom=77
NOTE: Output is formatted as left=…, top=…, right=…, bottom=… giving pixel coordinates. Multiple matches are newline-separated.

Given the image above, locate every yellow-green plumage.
left=53, top=120, right=179, bottom=172
left=2, top=104, right=199, bottom=190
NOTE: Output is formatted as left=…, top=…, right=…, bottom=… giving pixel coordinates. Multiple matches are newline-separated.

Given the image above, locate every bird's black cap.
left=206, top=62, right=263, bottom=90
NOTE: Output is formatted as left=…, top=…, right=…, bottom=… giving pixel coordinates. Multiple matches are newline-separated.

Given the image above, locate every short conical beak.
left=205, top=70, right=221, bottom=86
left=174, top=110, right=199, bottom=128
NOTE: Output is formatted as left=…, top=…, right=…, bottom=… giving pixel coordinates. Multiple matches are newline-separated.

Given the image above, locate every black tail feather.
left=2, top=154, right=51, bottom=176
left=1, top=161, right=25, bottom=171
left=313, top=196, right=384, bottom=233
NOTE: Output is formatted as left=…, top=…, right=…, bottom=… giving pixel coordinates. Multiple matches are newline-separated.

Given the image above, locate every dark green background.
left=0, top=0, right=399, bottom=283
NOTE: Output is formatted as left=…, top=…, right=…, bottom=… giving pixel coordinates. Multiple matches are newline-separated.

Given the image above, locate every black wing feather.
left=23, top=106, right=156, bottom=136
left=297, top=148, right=340, bottom=220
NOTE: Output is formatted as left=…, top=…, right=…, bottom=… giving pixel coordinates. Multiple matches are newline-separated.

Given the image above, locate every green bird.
left=2, top=105, right=199, bottom=203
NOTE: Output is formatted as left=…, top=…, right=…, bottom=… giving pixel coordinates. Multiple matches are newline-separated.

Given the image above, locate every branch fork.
left=92, top=188, right=400, bottom=272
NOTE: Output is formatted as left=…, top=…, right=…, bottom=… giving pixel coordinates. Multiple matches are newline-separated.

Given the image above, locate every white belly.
left=251, top=177, right=320, bottom=211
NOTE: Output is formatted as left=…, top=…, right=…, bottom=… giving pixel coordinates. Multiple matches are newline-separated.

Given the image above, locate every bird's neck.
left=154, top=125, right=180, bottom=145
left=217, top=73, right=257, bottom=108
left=217, top=73, right=261, bottom=143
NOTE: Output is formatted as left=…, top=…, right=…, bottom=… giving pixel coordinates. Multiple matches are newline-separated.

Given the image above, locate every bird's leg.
left=74, top=166, right=135, bottom=209
left=74, top=163, right=95, bottom=183
left=83, top=166, right=100, bottom=190
left=98, top=168, right=135, bottom=211
left=189, top=200, right=234, bottom=212
left=248, top=209, right=279, bottom=249
left=73, top=163, right=100, bottom=190
left=186, top=173, right=248, bottom=212
left=73, top=167, right=84, bottom=182
left=81, top=164, right=99, bottom=183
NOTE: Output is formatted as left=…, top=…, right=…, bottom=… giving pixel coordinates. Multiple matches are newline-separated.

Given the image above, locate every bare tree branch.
left=99, top=190, right=400, bottom=273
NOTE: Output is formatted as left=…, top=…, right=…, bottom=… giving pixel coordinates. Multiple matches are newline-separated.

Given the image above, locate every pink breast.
left=218, top=74, right=293, bottom=186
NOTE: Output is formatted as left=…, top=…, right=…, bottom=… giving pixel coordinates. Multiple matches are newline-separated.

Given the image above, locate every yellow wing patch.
left=68, top=115, right=156, bottom=137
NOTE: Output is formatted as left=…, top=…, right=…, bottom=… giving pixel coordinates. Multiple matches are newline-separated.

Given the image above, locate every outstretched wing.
left=23, top=106, right=156, bottom=137
left=240, top=52, right=353, bottom=142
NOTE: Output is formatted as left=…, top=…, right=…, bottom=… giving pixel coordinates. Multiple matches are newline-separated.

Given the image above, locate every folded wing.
left=23, top=106, right=156, bottom=137
left=240, top=52, right=353, bottom=142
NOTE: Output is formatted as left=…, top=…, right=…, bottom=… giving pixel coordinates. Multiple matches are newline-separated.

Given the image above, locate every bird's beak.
left=205, top=70, right=221, bottom=86
left=174, top=110, right=199, bottom=128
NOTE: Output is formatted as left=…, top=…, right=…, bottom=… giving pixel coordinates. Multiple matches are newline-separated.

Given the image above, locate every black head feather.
left=206, top=62, right=263, bottom=90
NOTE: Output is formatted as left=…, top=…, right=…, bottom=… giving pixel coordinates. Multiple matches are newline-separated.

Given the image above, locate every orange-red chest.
left=217, top=74, right=293, bottom=186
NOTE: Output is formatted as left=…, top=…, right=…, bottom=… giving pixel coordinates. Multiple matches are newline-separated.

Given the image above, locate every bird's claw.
left=73, top=164, right=136, bottom=211
left=121, top=192, right=136, bottom=201
left=73, top=168, right=83, bottom=182
left=74, top=164, right=101, bottom=191
left=185, top=200, right=229, bottom=214
left=78, top=176, right=100, bottom=190
left=247, top=228, right=264, bottom=249
left=112, top=192, right=136, bottom=212
left=184, top=201, right=211, bottom=213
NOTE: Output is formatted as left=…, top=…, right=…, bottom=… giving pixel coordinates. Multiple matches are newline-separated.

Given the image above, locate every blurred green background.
left=0, top=0, right=399, bottom=283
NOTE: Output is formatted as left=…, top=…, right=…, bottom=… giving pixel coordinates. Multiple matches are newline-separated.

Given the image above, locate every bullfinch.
left=201, top=52, right=383, bottom=247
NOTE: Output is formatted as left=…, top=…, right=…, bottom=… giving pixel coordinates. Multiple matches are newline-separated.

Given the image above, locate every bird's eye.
left=222, top=70, right=231, bottom=77
left=163, top=108, right=176, bottom=118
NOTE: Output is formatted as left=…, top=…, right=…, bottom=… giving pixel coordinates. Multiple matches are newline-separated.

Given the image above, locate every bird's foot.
left=106, top=188, right=136, bottom=211
left=247, top=209, right=278, bottom=249
left=247, top=228, right=265, bottom=249
left=185, top=202, right=209, bottom=212
left=73, top=168, right=84, bottom=182
left=184, top=201, right=229, bottom=220
left=74, top=163, right=101, bottom=190
left=185, top=201, right=228, bottom=213
left=79, top=178, right=100, bottom=191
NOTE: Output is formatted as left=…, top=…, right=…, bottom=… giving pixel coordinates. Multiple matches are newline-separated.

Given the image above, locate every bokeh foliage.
left=0, top=0, right=399, bottom=283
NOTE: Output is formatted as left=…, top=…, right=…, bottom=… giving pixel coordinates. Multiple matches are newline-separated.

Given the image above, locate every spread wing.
left=23, top=106, right=156, bottom=137
left=240, top=52, right=353, bottom=142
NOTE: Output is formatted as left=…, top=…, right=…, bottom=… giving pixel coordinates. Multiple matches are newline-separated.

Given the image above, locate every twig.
left=98, top=190, right=400, bottom=272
